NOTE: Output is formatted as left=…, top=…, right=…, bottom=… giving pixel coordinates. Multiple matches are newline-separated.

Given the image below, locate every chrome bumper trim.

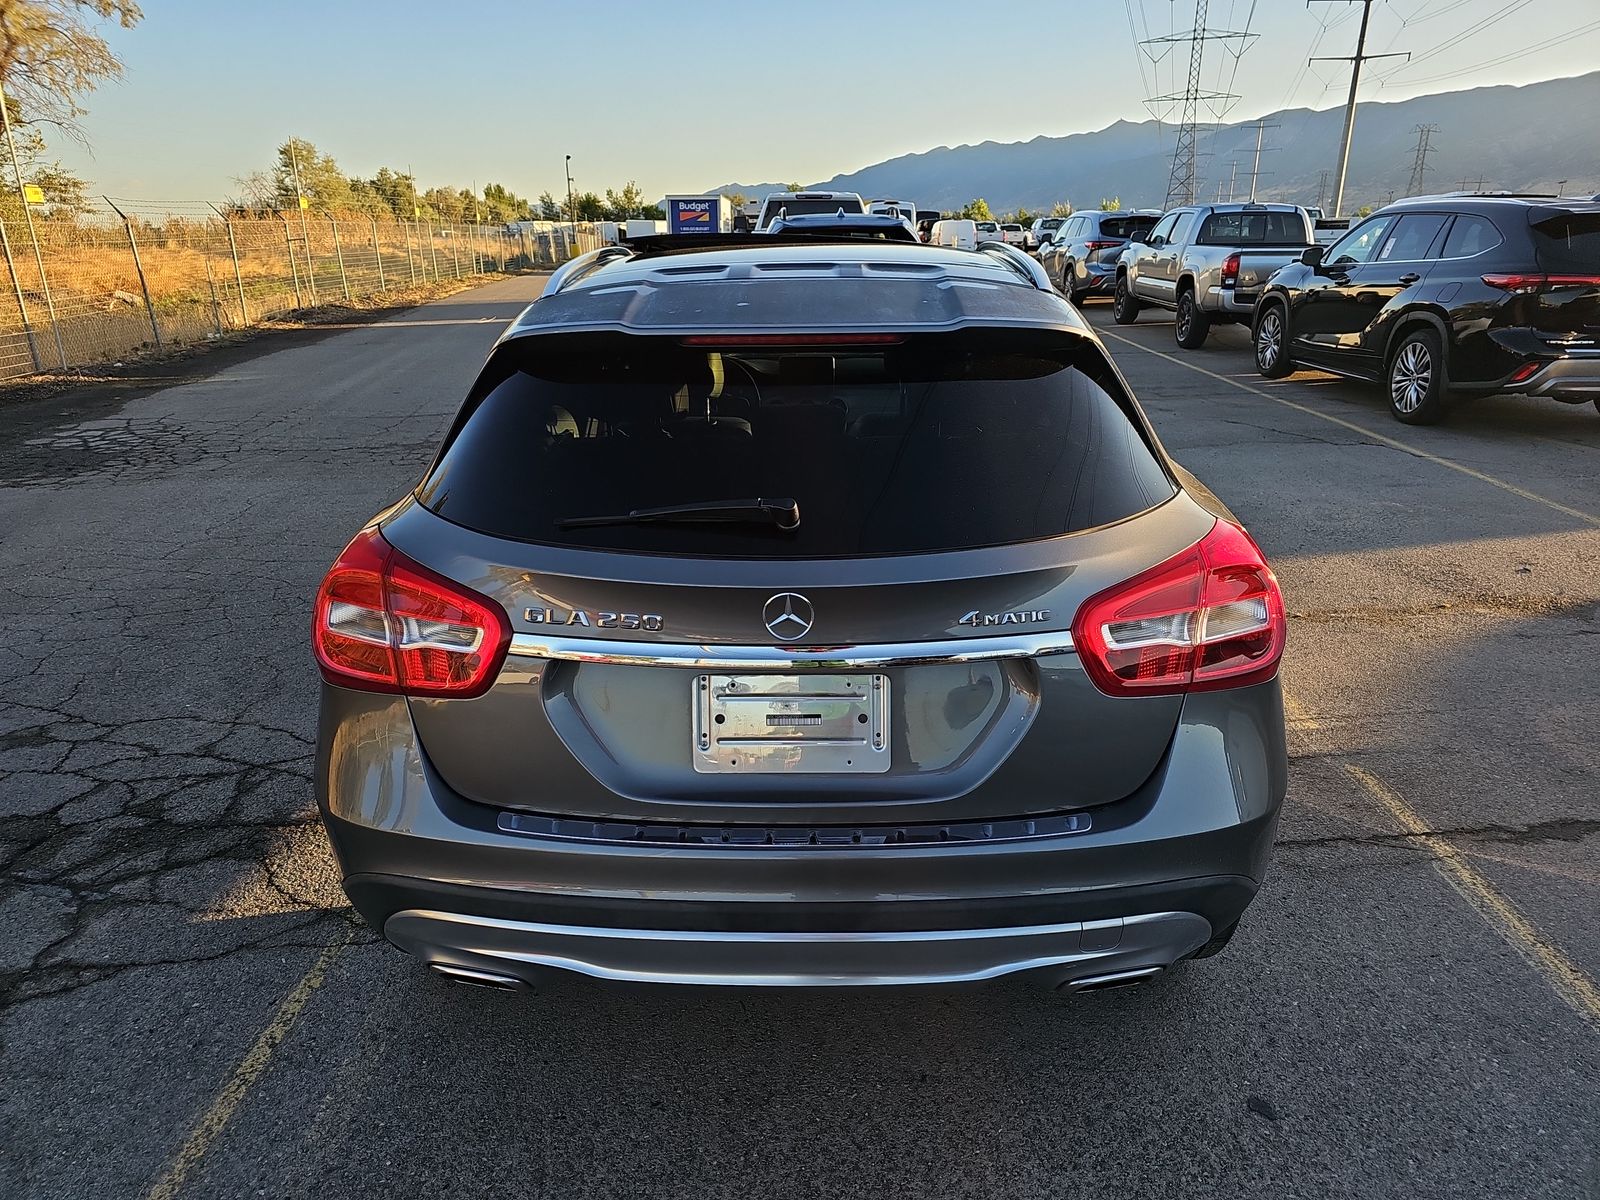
left=507, top=630, right=1075, bottom=670
left=386, top=909, right=1210, bottom=987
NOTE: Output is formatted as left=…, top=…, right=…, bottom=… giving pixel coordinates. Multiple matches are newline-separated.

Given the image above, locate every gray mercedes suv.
left=313, top=235, right=1287, bottom=994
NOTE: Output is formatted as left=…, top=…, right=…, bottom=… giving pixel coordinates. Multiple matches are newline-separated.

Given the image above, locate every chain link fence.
left=0, top=198, right=589, bottom=381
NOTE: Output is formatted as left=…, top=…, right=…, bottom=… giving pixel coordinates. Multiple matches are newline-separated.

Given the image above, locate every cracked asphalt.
left=2, top=276, right=1597, bottom=1200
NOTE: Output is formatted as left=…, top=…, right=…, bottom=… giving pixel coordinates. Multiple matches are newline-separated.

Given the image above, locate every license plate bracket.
left=692, top=673, right=890, bottom=774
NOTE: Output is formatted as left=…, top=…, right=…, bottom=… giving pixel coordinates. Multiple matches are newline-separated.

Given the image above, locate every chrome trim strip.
left=388, top=910, right=1208, bottom=987
left=507, top=630, right=1075, bottom=669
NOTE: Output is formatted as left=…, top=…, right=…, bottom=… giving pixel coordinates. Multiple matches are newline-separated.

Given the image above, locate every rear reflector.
left=1071, top=520, right=1286, bottom=697
left=313, top=529, right=511, bottom=698
left=1507, top=361, right=1543, bottom=384
left=679, top=334, right=905, bottom=347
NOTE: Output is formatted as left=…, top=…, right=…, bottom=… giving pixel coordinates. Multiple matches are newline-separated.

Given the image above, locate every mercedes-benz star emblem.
left=762, top=592, right=814, bottom=641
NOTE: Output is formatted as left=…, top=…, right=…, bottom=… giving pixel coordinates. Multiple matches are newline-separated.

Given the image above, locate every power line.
left=1376, top=0, right=1533, bottom=86
left=1393, top=18, right=1600, bottom=87
left=1310, top=0, right=1410, bottom=219
left=1406, top=124, right=1439, bottom=197
left=1140, top=0, right=1259, bottom=207
left=1243, top=118, right=1279, bottom=201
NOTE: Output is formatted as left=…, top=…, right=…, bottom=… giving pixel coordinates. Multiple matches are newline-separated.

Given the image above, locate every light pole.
left=565, top=155, right=575, bottom=239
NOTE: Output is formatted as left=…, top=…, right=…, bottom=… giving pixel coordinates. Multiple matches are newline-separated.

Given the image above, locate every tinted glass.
left=1531, top=212, right=1600, bottom=271
left=1099, top=216, right=1157, bottom=240
left=1325, top=216, right=1395, bottom=266
left=421, top=340, right=1175, bottom=558
left=1170, top=213, right=1198, bottom=244
left=1440, top=215, right=1503, bottom=259
left=1377, top=214, right=1450, bottom=262
left=1195, top=210, right=1304, bottom=245
left=1148, top=214, right=1178, bottom=244
left=760, top=197, right=864, bottom=225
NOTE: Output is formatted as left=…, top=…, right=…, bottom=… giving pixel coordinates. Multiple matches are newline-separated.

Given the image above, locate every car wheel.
left=1254, top=301, right=1293, bottom=378
left=1388, top=328, right=1450, bottom=425
left=1112, top=276, right=1140, bottom=324
left=1064, top=262, right=1086, bottom=305
left=1174, top=290, right=1210, bottom=349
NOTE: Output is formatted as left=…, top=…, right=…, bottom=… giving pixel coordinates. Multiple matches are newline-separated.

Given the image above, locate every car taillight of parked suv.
left=1252, top=193, right=1600, bottom=423
left=314, top=237, right=1287, bottom=996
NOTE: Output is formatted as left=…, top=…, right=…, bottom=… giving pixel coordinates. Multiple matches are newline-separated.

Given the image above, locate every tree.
left=0, top=98, right=91, bottom=217
left=603, top=180, right=649, bottom=221
left=574, top=190, right=606, bottom=221
left=1099, top=197, right=1120, bottom=211
left=0, top=1, right=142, bottom=136
left=1354, top=204, right=1375, bottom=219
left=1050, top=201, right=1074, bottom=217
left=1012, top=207, right=1035, bottom=226
left=960, top=198, right=994, bottom=221
left=537, top=190, right=561, bottom=221
left=273, top=137, right=358, bottom=213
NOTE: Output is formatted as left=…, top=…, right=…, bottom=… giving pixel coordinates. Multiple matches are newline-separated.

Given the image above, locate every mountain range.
left=706, top=71, right=1600, bottom=215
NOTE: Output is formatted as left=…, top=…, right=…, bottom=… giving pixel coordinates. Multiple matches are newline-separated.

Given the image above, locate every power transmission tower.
left=1310, top=0, right=1409, bottom=219
left=1227, top=160, right=1239, bottom=202
left=1406, top=124, right=1438, bottom=197
left=1315, top=170, right=1331, bottom=210
left=1141, top=0, right=1258, bottom=208
left=1242, top=119, right=1280, bottom=201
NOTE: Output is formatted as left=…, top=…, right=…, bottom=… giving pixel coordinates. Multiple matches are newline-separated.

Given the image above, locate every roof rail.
left=541, top=244, right=635, bottom=298
left=977, top=240, right=1053, bottom=292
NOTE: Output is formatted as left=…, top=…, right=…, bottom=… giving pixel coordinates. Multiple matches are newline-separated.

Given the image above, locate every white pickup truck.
left=1113, top=203, right=1315, bottom=348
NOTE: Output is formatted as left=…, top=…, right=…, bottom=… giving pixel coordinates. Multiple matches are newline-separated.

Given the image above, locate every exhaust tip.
left=1061, top=966, right=1164, bottom=994
left=429, top=963, right=528, bottom=992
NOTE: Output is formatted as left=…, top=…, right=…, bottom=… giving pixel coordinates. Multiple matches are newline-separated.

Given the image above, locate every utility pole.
left=1243, top=118, right=1279, bottom=201
left=1406, top=124, right=1439, bottom=198
left=1226, top=161, right=1239, bottom=202
left=1140, top=0, right=1258, bottom=208
left=1310, top=0, right=1409, bottom=219
left=287, top=138, right=317, bottom=304
left=1315, top=169, right=1331, bottom=211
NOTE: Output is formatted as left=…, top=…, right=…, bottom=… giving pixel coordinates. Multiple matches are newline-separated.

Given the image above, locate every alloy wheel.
left=1257, top=310, right=1281, bottom=369
left=1391, top=341, right=1432, bottom=414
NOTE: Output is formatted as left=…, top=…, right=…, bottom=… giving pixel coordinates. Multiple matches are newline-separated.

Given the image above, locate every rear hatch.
left=1087, top=216, right=1158, bottom=266
left=386, top=329, right=1218, bottom=827
left=1526, top=206, right=1600, bottom=347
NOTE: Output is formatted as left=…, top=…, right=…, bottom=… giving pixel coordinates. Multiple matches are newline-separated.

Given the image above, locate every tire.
left=1063, top=261, right=1086, bottom=305
left=1254, top=300, right=1293, bottom=378
left=1190, top=920, right=1238, bottom=960
left=1174, top=289, right=1210, bottom=349
left=1388, top=328, right=1450, bottom=425
left=1112, top=276, right=1141, bottom=324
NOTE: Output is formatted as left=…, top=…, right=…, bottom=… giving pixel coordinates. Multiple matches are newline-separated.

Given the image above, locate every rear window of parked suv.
left=1098, top=216, right=1157, bottom=241
left=1531, top=211, right=1600, bottom=272
left=419, top=337, right=1176, bottom=558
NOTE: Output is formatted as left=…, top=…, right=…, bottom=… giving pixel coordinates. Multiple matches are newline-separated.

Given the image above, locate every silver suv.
left=313, top=238, right=1288, bottom=994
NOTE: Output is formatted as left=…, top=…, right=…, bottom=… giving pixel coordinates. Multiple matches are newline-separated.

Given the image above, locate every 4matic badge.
left=958, top=608, right=1051, bottom=629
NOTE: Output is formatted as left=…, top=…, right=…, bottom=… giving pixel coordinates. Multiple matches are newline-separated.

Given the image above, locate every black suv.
left=1251, top=194, right=1600, bottom=424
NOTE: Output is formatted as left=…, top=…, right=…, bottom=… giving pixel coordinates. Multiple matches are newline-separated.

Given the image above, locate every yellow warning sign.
left=22, top=184, right=44, bottom=204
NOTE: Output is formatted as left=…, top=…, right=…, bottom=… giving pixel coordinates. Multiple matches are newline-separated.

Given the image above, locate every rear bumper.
left=1477, top=355, right=1600, bottom=403
left=1204, top=286, right=1258, bottom=318
left=382, top=906, right=1213, bottom=988
left=317, top=680, right=1286, bottom=988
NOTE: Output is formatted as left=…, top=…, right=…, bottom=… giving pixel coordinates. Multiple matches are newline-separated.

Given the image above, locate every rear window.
left=760, top=197, right=864, bottom=226
left=419, top=338, right=1175, bottom=558
left=1195, top=210, right=1305, bottom=245
left=1099, top=216, right=1157, bottom=240
left=1531, top=211, right=1600, bottom=272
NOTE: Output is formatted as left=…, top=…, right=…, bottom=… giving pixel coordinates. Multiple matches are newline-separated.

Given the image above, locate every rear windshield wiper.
left=556, top=497, right=801, bottom=531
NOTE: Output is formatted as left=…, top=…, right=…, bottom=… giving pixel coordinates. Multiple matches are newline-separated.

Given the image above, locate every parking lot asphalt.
left=1, top=276, right=1596, bottom=1200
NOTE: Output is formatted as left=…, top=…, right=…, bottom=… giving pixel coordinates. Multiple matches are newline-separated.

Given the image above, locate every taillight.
left=313, top=528, right=511, bottom=698
left=1083, top=239, right=1120, bottom=251
left=1483, top=272, right=1600, bottom=293
left=1221, top=252, right=1242, bottom=287
left=1071, top=520, right=1285, bottom=697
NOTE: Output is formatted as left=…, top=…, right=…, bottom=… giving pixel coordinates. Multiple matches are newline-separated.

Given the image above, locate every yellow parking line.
left=1095, top=326, right=1600, bottom=529
left=1282, top=690, right=1600, bottom=1032
left=144, top=934, right=349, bottom=1200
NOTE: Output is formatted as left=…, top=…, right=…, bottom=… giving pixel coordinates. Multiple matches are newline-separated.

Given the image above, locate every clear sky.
left=48, top=0, right=1600, bottom=205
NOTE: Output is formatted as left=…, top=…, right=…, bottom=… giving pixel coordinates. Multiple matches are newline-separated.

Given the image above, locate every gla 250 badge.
left=524, top=606, right=664, bottom=631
